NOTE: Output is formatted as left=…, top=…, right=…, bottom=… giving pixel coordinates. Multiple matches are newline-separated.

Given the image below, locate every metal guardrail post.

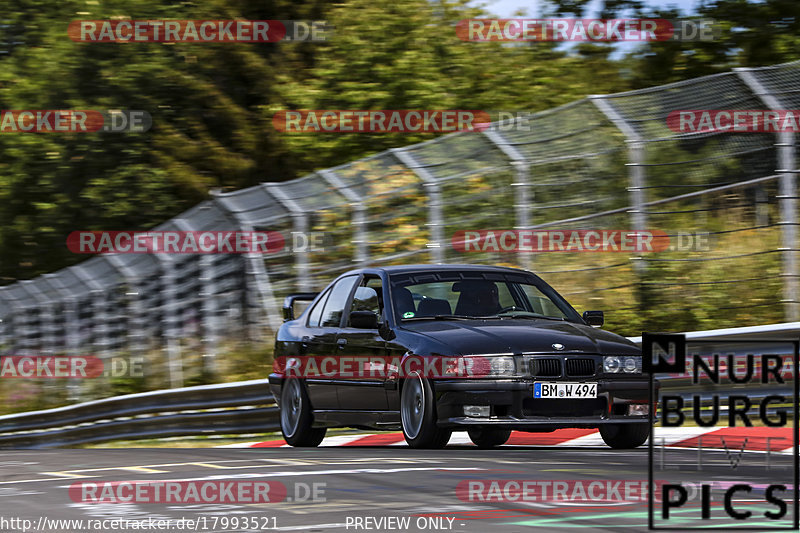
left=93, top=290, right=109, bottom=358
left=199, top=254, right=218, bottom=375
left=319, top=170, right=368, bottom=266
left=70, top=265, right=113, bottom=360
left=161, top=257, right=184, bottom=388
left=41, top=274, right=79, bottom=357
left=483, top=128, right=532, bottom=270
left=104, top=255, right=148, bottom=366
left=266, top=184, right=312, bottom=292
left=9, top=306, right=22, bottom=354
left=171, top=217, right=218, bottom=372
left=391, top=148, right=445, bottom=264
left=21, top=281, right=54, bottom=354
left=4, top=286, right=36, bottom=355
left=210, top=193, right=283, bottom=332
left=0, top=303, right=9, bottom=352
left=736, top=68, right=799, bottom=321
left=590, top=96, right=648, bottom=234
left=135, top=254, right=184, bottom=389
left=63, top=298, right=82, bottom=401
left=64, top=298, right=79, bottom=356
left=37, top=274, right=81, bottom=401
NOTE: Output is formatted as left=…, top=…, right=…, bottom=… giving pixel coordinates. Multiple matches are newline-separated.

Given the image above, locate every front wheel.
left=400, top=374, right=451, bottom=449
left=468, top=428, right=512, bottom=448
left=599, top=423, right=649, bottom=449
left=280, top=378, right=326, bottom=447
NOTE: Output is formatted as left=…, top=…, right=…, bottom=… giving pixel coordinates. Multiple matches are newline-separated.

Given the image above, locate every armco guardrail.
left=1, top=323, right=796, bottom=449
left=0, top=379, right=277, bottom=449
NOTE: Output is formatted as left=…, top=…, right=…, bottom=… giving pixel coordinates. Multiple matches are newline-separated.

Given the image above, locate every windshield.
left=389, top=272, right=582, bottom=322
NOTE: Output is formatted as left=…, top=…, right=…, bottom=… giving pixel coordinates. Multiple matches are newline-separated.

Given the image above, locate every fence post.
left=160, top=257, right=183, bottom=388
left=319, top=169, right=368, bottom=266
left=6, top=286, right=36, bottom=355
left=210, top=193, right=283, bottom=333
left=735, top=68, right=799, bottom=321
left=391, top=148, right=445, bottom=264
left=128, top=254, right=182, bottom=389
left=265, top=184, right=312, bottom=292
left=104, top=255, right=147, bottom=366
left=198, top=254, right=218, bottom=375
left=21, top=281, right=54, bottom=354
left=0, top=297, right=9, bottom=352
left=484, top=128, right=532, bottom=270
left=70, top=265, right=113, bottom=360
left=590, top=96, right=647, bottom=235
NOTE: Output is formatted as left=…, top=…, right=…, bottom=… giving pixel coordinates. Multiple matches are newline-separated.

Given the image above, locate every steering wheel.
left=495, top=306, right=520, bottom=314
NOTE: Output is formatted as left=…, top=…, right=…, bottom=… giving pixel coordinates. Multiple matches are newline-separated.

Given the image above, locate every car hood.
left=400, top=319, right=639, bottom=356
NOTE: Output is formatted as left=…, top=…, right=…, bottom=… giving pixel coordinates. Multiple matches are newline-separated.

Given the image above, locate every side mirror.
left=350, top=310, right=379, bottom=329
left=583, top=310, right=604, bottom=327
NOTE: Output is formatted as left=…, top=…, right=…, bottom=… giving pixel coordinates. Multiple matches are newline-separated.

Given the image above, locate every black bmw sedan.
left=269, top=264, right=652, bottom=449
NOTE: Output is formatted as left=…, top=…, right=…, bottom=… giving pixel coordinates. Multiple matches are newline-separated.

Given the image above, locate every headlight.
left=604, top=356, right=641, bottom=374
left=455, top=355, right=517, bottom=377
left=623, top=357, right=640, bottom=373
left=490, top=356, right=516, bottom=377
left=603, top=356, right=620, bottom=373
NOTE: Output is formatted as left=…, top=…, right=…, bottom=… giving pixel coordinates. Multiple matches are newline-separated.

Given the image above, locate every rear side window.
left=306, top=288, right=331, bottom=327
left=320, top=275, right=358, bottom=327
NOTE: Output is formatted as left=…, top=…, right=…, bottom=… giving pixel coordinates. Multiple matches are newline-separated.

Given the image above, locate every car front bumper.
left=433, top=378, right=655, bottom=430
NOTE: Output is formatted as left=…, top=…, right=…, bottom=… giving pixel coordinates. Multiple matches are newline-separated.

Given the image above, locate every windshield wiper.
left=494, top=313, right=566, bottom=321
left=403, top=314, right=474, bottom=321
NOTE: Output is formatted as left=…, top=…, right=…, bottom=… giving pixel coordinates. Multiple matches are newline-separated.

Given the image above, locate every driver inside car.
left=454, top=280, right=501, bottom=316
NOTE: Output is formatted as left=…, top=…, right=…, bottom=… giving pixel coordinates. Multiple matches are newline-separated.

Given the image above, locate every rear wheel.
left=401, top=373, right=451, bottom=449
left=468, top=428, right=512, bottom=448
left=599, top=423, right=649, bottom=449
left=280, top=378, right=326, bottom=447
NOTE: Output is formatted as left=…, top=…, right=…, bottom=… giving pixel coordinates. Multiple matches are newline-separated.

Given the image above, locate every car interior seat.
left=416, top=298, right=452, bottom=317
left=394, top=286, right=416, bottom=317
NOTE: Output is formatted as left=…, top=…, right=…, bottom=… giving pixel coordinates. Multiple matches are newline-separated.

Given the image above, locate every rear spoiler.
left=282, top=292, right=319, bottom=321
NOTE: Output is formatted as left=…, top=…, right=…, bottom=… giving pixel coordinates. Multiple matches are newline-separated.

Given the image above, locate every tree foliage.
left=0, top=0, right=798, bottom=284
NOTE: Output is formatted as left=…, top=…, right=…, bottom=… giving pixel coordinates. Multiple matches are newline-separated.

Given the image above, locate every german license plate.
left=534, top=382, right=597, bottom=399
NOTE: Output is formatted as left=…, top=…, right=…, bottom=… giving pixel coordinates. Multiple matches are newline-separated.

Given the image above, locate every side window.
left=348, top=277, right=383, bottom=325
left=497, top=283, right=516, bottom=308
left=306, top=288, right=331, bottom=327
left=319, top=275, right=358, bottom=327
left=520, top=284, right=568, bottom=318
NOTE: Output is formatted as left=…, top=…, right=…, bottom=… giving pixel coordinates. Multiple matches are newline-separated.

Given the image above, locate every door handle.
left=337, top=338, right=347, bottom=349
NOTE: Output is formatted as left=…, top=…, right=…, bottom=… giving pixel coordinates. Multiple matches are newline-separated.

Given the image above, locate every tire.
left=400, top=373, right=451, bottom=449
left=599, top=423, right=649, bottom=449
left=280, top=378, right=326, bottom=447
left=468, top=428, right=512, bottom=448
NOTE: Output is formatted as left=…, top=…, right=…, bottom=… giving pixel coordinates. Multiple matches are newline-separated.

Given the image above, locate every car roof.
left=353, top=264, right=533, bottom=275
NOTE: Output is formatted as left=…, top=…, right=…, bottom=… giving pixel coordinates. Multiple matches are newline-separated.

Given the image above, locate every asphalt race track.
left=0, top=441, right=794, bottom=532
